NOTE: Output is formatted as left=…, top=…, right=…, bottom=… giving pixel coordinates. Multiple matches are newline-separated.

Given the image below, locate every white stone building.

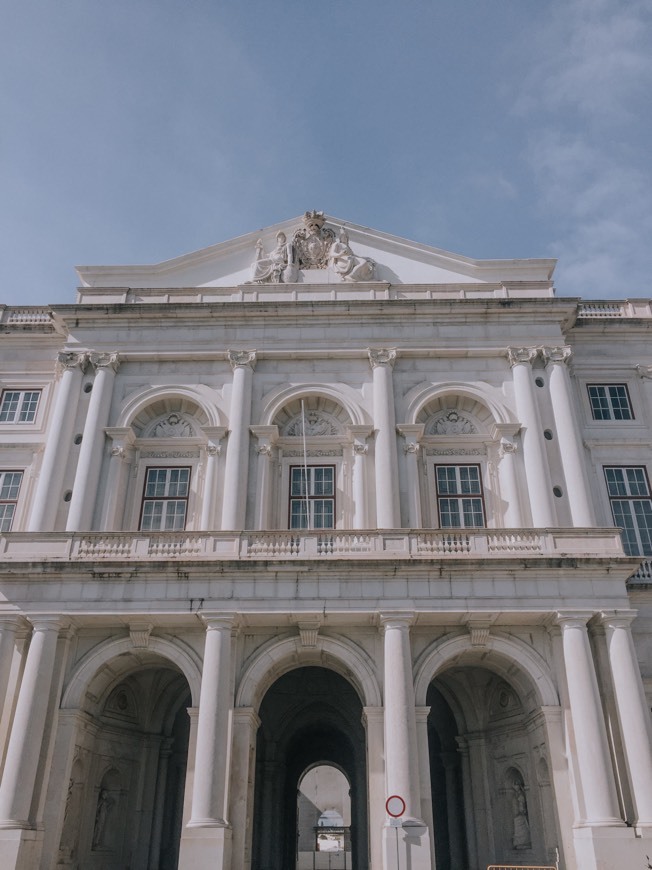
left=0, top=212, right=651, bottom=870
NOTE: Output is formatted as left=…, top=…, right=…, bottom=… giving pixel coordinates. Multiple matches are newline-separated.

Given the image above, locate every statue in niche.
left=511, top=781, right=531, bottom=850
left=92, top=788, right=115, bottom=850
left=293, top=211, right=336, bottom=269
left=328, top=227, right=375, bottom=282
left=153, top=413, right=193, bottom=438
left=251, top=231, right=298, bottom=284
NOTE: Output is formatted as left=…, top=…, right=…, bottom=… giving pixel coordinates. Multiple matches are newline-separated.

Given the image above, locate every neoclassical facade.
left=0, top=212, right=651, bottom=870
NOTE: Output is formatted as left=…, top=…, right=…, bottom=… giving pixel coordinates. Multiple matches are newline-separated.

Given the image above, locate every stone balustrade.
left=0, top=528, right=626, bottom=562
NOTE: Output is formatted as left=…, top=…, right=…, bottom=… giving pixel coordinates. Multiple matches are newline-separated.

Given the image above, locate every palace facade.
left=0, top=213, right=651, bottom=870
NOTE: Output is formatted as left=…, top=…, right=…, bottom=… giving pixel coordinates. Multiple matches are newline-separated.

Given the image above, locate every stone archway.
left=251, top=667, right=368, bottom=870
left=56, top=646, right=194, bottom=870
left=416, top=633, right=562, bottom=870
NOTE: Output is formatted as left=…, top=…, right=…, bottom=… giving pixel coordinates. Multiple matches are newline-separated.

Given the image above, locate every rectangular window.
left=289, top=465, right=335, bottom=529
left=0, top=470, right=23, bottom=531
left=0, top=390, right=41, bottom=423
left=435, top=464, right=485, bottom=528
left=140, top=467, right=190, bottom=531
left=604, top=466, right=652, bottom=556
left=587, top=384, right=633, bottom=420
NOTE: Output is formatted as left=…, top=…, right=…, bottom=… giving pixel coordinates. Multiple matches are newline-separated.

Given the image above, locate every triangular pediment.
left=76, top=213, right=556, bottom=296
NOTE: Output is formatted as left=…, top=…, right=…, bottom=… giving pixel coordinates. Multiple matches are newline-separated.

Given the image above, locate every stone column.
left=362, top=707, right=385, bottom=870
left=440, top=751, right=465, bottom=870
left=507, top=347, right=556, bottom=527
left=348, top=426, right=373, bottom=530
left=456, top=736, right=479, bottom=870
left=148, top=742, right=172, bottom=870
left=543, top=346, right=596, bottom=527
left=397, top=425, right=424, bottom=529
left=228, top=708, right=260, bottom=870
left=0, top=617, right=62, bottom=827
left=221, top=351, right=256, bottom=531
left=601, top=612, right=652, bottom=826
left=497, top=434, right=524, bottom=527
left=187, top=615, right=234, bottom=827
left=557, top=614, right=622, bottom=825
left=415, top=706, right=436, bottom=868
left=381, top=614, right=421, bottom=816
left=101, top=427, right=135, bottom=530
left=250, top=426, right=278, bottom=530
left=380, top=613, right=432, bottom=870
left=66, top=352, right=120, bottom=532
left=28, top=352, right=87, bottom=531
left=369, top=349, right=400, bottom=528
left=199, top=428, right=227, bottom=531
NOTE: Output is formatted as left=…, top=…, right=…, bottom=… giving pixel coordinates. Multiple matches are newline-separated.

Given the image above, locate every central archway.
left=251, top=666, right=368, bottom=870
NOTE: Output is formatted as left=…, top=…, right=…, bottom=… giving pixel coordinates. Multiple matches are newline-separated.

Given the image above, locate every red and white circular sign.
left=385, top=794, right=406, bottom=818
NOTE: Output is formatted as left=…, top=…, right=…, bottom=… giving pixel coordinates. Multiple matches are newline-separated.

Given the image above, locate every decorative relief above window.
left=142, top=412, right=196, bottom=439
left=283, top=411, right=342, bottom=437
left=425, top=410, right=478, bottom=436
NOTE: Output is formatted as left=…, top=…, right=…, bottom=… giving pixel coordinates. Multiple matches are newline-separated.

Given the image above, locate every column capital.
left=636, top=364, right=652, bottom=379
left=554, top=611, right=593, bottom=629
left=368, top=347, right=397, bottom=369
left=397, top=423, right=424, bottom=454
left=362, top=706, right=385, bottom=727
left=89, top=351, right=120, bottom=372
left=379, top=611, right=415, bottom=630
left=0, top=615, right=27, bottom=633
left=56, top=350, right=89, bottom=373
left=541, top=345, right=572, bottom=367
left=499, top=436, right=518, bottom=457
left=415, top=705, right=431, bottom=724
left=200, top=613, right=237, bottom=632
left=27, top=615, right=68, bottom=632
left=231, top=706, right=261, bottom=729
left=507, top=346, right=538, bottom=367
left=598, top=610, right=638, bottom=630
left=227, top=349, right=256, bottom=370
left=250, top=424, right=279, bottom=453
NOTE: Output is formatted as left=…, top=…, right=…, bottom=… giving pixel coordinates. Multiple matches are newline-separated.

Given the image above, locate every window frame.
left=604, top=465, right=652, bottom=556
left=288, top=464, right=336, bottom=530
left=0, top=389, right=42, bottom=424
left=433, top=463, right=487, bottom=529
left=587, top=384, right=634, bottom=421
left=0, top=469, right=24, bottom=532
left=139, top=465, right=192, bottom=532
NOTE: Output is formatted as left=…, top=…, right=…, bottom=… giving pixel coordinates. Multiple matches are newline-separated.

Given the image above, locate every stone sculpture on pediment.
left=328, top=227, right=375, bottom=282
left=293, top=211, right=336, bottom=269
left=251, top=231, right=298, bottom=284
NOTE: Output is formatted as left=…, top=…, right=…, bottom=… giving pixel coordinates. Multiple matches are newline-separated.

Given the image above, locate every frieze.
left=283, top=449, right=342, bottom=457
left=426, top=447, right=486, bottom=456
left=140, top=449, right=200, bottom=458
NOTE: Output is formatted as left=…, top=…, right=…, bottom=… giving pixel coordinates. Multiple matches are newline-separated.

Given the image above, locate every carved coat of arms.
left=293, top=211, right=336, bottom=269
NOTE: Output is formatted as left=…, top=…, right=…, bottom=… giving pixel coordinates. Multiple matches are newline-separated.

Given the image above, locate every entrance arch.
left=251, top=666, right=368, bottom=870
left=56, top=648, right=192, bottom=870
left=416, top=633, right=561, bottom=870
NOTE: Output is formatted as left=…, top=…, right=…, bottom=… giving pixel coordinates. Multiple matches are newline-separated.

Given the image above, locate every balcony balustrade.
left=0, top=528, right=625, bottom=562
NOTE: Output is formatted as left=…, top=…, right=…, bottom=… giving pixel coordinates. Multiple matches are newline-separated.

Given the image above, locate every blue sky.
left=1, top=0, right=650, bottom=304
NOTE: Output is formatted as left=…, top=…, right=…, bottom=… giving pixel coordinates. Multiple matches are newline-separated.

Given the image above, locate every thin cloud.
left=518, top=0, right=652, bottom=298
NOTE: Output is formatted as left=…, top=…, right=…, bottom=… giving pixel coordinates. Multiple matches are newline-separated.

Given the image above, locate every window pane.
left=605, top=467, right=626, bottom=497
left=612, top=501, right=639, bottom=555
left=0, top=503, right=15, bottom=532
left=0, top=392, right=20, bottom=422
left=633, top=500, right=652, bottom=555
left=459, top=466, right=481, bottom=494
left=626, top=468, right=649, bottom=497
left=18, top=392, right=40, bottom=422
left=313, top=500, right=334, bottom=529
left=291, top=468, right=307, bottom=497
left=290, top=500, right=308, bottom=529
left=0, top=472, right=23, bottom=500
left=436, top=467, right=457, bottom=495
left=163, top=501, right=187, bottom=530
left=609, top=385, right=632, bottom=420
left=462, top=498, right=485, bottom=527
left=439, top=498, right=461, bottom=528
left=588, top=385, right=610, bottom=420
